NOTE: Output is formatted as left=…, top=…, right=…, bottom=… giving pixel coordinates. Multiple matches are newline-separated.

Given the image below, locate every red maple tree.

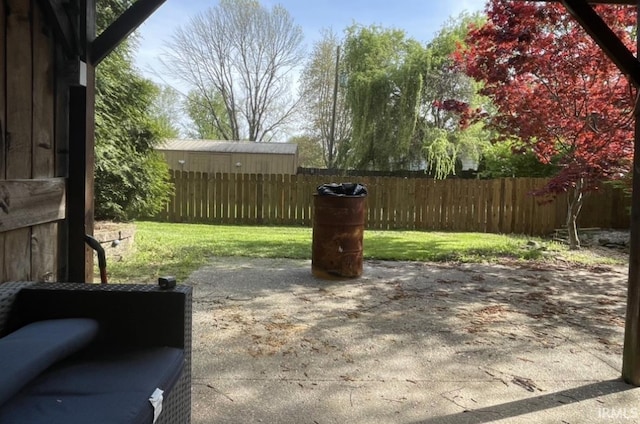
left=455, top=0, right=636, bottom=248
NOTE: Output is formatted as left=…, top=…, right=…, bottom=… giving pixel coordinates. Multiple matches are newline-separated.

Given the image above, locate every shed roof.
left=157, top=139, right=298, bottom=155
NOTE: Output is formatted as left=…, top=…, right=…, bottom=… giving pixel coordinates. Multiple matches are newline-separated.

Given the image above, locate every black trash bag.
left=316, top=182, right=367, bottom=197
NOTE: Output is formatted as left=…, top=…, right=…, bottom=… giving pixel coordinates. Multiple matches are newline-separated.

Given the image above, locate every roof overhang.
left=34, top=0, right=166, bottom=64
left=91, top=0, right=166, bottom=65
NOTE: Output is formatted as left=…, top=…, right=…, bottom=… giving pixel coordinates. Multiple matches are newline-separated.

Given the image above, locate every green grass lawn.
left=103, top=221, right=624, bottom=283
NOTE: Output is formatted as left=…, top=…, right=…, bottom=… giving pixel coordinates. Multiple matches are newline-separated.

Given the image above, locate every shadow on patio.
left=186, top=257, right=639, bottom=423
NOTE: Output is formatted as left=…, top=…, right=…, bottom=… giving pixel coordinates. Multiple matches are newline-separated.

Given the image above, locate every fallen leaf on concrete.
left=511, top=376, right=539, bottom=392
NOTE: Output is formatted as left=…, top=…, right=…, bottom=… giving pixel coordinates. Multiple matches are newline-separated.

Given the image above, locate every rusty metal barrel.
left=312, top=183, right=367, bottom=279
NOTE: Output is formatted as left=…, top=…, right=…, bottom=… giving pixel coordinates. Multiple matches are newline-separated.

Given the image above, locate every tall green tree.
left=183, top=89, right=230, bottom=140
left=342, top=25, right=423, bottom=170
left=95, top=0, right=173, bottom=221
left=289, top=135, right=325, bottom=168
left=478, top=139, right=558, bottom=179
left=149, top=84, right=182, bottom=139
left=418, top=13, right=491, bottom=178
left=298, top=29, right=351, bottom=168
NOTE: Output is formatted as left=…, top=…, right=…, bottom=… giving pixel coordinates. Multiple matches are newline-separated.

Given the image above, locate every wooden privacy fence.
left=155, top=171, right=630, bottom=235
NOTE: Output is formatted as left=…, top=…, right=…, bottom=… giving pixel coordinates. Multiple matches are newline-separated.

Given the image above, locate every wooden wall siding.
left=4, top=0, right=34, bottom=281
left=32, top=5, right=58, bottom=283
left=0, top=178, right=65, bottom=232
left=1, top=1, right=62, bottom=282
left=156, top=172, right=631, bottom=235
left=0, top=0, right=5, bottom=282
left=53, top=23, right=71, bottom=283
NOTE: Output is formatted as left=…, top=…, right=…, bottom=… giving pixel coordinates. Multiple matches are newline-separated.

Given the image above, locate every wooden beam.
left=622, top=0, right=640, bottom=388
left=0, top=179, right=66, bottom=233
left=67, top=0, right=96, bottom=283
left=35, top=0, right=78, bottom=57
left=624, top=103, right=640, bottom=385
left=90, top=0, right=166, bottom=66
left=66, top=85, right=83, bottom=282
left=557, top=0, right=640, bottom=87
left=0, top=0, right=5, bottom=283
left=67, top=62, right=97, bottom=284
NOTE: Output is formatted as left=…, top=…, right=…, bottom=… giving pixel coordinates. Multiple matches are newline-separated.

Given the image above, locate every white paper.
left=149, top=388, right=164, bottom=423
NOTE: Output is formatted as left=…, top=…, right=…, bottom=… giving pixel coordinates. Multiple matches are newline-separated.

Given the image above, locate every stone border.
left=93, top=221, right=136, bottom=262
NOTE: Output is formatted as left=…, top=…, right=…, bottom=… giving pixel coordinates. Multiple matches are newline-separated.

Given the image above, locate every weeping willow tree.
left=421, top=121, right=489, bottom=178
left=417, top=12, right=491, bottom=179
left=340, top=16, right=490, bottom=175
left=342, top=25, right=424, bottom=171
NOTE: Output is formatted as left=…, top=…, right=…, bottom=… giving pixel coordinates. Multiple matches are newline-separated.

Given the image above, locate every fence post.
left=256, top=174, right=263, bottom=224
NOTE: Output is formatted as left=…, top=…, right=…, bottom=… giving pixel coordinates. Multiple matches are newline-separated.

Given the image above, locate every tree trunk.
left=566, top=179, right=585, bottom=250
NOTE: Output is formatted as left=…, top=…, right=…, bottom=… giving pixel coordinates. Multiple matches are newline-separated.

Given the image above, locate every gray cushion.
left=0, top=318, right=99, bottom=407
left=0, top=347, right=184, bottom=424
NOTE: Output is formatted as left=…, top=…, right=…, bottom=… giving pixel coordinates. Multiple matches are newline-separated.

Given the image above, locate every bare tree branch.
left=160, top=0, right=303, bottom=142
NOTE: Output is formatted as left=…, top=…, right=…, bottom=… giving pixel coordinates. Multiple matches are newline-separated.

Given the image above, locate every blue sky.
left=133, top=0, right=488, bottom=85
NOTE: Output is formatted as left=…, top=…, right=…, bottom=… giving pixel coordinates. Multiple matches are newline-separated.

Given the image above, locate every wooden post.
left=623, top=109, right=640, bottom=383
left=0, top=0, right=6, bottom=283
left=67, top=82, right=92, bottom=283
left=67, top=0, right=95, bottom=283
left=622, top=0, right=640, bottom=387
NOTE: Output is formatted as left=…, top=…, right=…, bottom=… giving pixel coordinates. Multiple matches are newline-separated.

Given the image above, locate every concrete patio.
left=186, top=257, right=640, bottom=423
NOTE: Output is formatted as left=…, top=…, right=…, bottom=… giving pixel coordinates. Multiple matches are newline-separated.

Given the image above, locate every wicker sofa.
left=0, top=282, right=192, bottom=424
